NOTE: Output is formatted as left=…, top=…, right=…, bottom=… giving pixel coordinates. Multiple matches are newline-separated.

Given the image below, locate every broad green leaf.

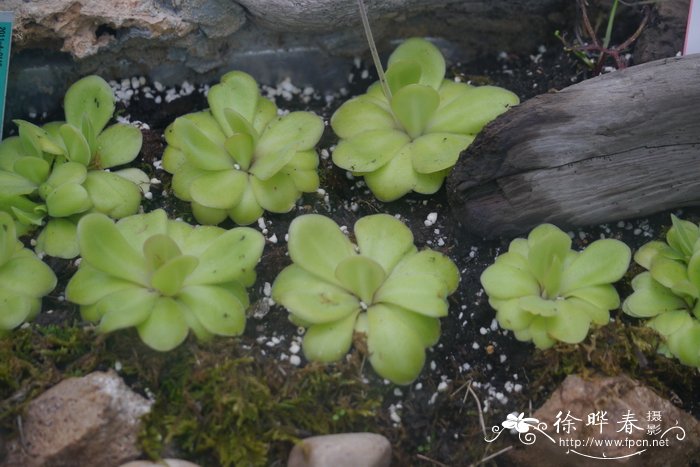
left=385, top=59, right=422, bottom=95
left=517, top=295, right=558, bottom=317
left=648, top=310, right=693, bottom=337
left=436, top=80, right=473, bottom=108
left=179, top=284, right=247, bottom=336
left=0, top=289, right=32, bottom=330
left=331, top=96, right=397, bottom=139
left=162, top=146, right=186, bottom=173
left=509, top=238, right=530, bottom=258
left=363, top=144, right=416, bottom=201
left=494, top=298, right=534, bottom=331
left=65, top=264, right=135, bottom=305
left=209, top=78, right=258, bottom=136
left=193, top=203, right=228, bottom=226
left=303, top=310, right=359, bottom=363
left=390, top=84, right=440, bottom=139
left=689, top=250, right=700, bottom=290
left=0, top=171, right=36, bottom=196
left=13, top=157, right=50, bottom=186
left=15, top=120, right=65, bottom=155
left=228, top=182, right=264, bottom=226
left=95, top=123, right=143, bottom=168
left=564, top=284, right=620, bottom=311
left=668, top=323, right=700, bottom=366
left=332, top=129, right=409, bottom=173
left=288, top=215, right=357, bottom=287
left=40, top=161, right=87, bottom=198
left=190, top=169, right=247, bottom=210
left=83, top=170, right=141, bottom=218
left=335, top=255, right=386, bottom=303
left=81, top=114, right=98, bottom=155
left=480, top=262, right=540, bottom=300
left=249, top=171, right=300, bottom=213
left=529, top=316, right=556, bottom=349
left=35, top=219, right=80, bottom=259
left=287, top=168, right=320, bottom=192
left=96, top=287, right=158, bottom=332
left=649, top=256, right=689, bottom=290
left=46, top=183, right=92, bottom=217
left=143, top=234, right=181, bottom=271
left=137, top=297, right=189, bottom=351
left=64, top=75, right=115, bottom=134
left=225, top=132, right=254, bottom=170
left=387, top=38, right=446, bottom=90
left=385, top=304, right=441, bottom=347
left=410, top=133, right=473, bottom=173
left=547, top=299, right=591, bottom=344
left=174, top=117, right=233, bottom=171
left=116, top=209, right=169, bottom=252
left=186, top=226, right=264, bottom=285
left=493, top=251, right=529, bottom=270
left=253, top=112, right=324, bottom=173
left=367, top=304, right=427, bottom=384
left=565, top=296, right=609, bottom=325
left=176, top=223, right=224, bottom=257
left=559, top=239, right=631, bottom=293
left=59, top=124, right=91, bottom=166
left=287, top=149, right=319, bottom=170
left=0, top=137, right=24, bottom=171
left=10, top=200, right=46, bottom=228
left=0, top=212, right=16, bottom=265
left=171, top=164, right=207, bottom=201
left=375, top=272, right=448, bottom=317
left=392, top=249, right=460, bottom=294
left=634, top=241, right=682, bottom=269
left=151, top=255, right=199, bottom=296
left=414, top=169, right=448, bottom=195
left=622, top=282, right=687, bottom=318
left=0, top=256, right=57, bottom=297
left=426, top=86, right=519, bottom=134
left=113, top=168, right=150, bottom=194
left=527, top=224, right=571, bottom=296
left=273, top=264, right=360, bottom=323
left=77, top=213, right=148, bottom=285
left=249, top=146, right=295, bottom=181
left=220, top=70, right=260, bottom=119
left=165, top=110, right=225, bottom=147
left=354, top=214, right=414, bottom=274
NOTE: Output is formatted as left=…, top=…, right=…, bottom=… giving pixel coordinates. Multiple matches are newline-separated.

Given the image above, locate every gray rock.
left=4, top=370, right=153, bottom=467
left=287, top=432, right=391, bottom=467
left=119, top=459, right=200, bottom=467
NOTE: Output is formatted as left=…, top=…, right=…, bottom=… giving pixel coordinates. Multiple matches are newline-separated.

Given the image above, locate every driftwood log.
left=447, top=54, right=700, bottom=239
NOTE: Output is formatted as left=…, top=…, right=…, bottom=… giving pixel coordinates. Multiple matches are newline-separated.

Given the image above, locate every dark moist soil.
left=4, top=21, right=700, bottom=467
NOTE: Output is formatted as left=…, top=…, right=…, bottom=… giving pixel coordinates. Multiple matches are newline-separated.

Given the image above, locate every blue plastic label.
left=0, top=12, right=13, bottom=140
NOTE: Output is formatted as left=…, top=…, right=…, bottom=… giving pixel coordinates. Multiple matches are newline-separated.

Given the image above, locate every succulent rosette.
left=272, top=214, right=459, bottom=384
left=163, top=71, right=324, bottom=226
left=331, top=37, right=519, bottom=201
left=0, top=212, right=57, bottom=332
left=0, top=75, right=148, bottom=258
left=65, top=209, right=264, bottom=351
left=623, top=215, right=700, bottom=366
left=481, top=224, right=631, bottom=349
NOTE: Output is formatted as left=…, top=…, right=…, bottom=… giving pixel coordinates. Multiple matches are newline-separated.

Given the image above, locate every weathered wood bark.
left=447, top=54, right=700, bottom=239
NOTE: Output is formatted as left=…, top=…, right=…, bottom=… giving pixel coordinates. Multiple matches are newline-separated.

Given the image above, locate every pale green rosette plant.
left=272, top=214, right=459, bottom=384
left=623, top=215, right=700, bottom=367
left=65, top=209, right=264, bottom=351
left=331, top=37, right=519, bottom=201
left=0, top=212, right=57, bottom=332
left=481, top=224, right=631, bottom=349
left=0, top=75, right=148, bottom=258
left=163, top=71, right=324, bottom=226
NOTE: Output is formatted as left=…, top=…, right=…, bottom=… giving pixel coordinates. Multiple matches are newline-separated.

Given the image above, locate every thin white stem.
left=356, top=0, right=392, bottom=100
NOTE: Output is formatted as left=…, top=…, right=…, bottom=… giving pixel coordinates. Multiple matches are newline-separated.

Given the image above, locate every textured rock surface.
left=287, top=432, right=391, bottom=467
left=635, top=0, right=690, bottom=62
left=4, top=370, right=153, bottom=467
left=506, top=375, right=700, bottom=467
left=120, top=460, right=200, bottom=467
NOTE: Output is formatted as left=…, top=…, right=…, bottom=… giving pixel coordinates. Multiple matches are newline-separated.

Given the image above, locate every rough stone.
left=4, top=370, right=153, bottom=467
left=635, top=0, right=690, bottom=63
left=287, top=432, right=392, bottom=467
left=505, top=375, right=700, bottom=467
left=119, top=460, right=200, bottom=467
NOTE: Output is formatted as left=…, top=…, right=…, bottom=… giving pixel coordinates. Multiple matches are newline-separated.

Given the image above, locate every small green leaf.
left=647, top=310, right=693, bottom=337
left=95, top=123, right=143, bottom=168
left=529, top=316, right=557, bottom=349
left=64, top=75, right=115, bottom=134
left=667, top=322, right=700, bottom=366
left=287, top=167, right=320, bottom=192
left=303, top=310, right=359, bottom=363
left=190, top=169, right=247, bottom=210
left=77, top=213, right=148, bottom=285
left=634, top=241, right=682, bottom=269
left=59, top=124, right=91, bottom=166
left=547, top=299, right=591, bottom=344
left=390, top=84, right=440, bottom=139
left=35, top=218, right=80, bottom=259
left=151, top=255, right=199, bottom=296
left=375, top=272, right=448, bottom=317
left=273, top=264, right=360, bottom=323
left=253, top=112, right=324, bottom=175
left=494, top=298, right=534, bottom=331
left=649, top=255, right=690, bottom=290
left=414, top=169, right=449, bottom=195
left=392, top=249, right=460, bottom=294
left=0, top=289, right=32, bottom=330
left=225, top=132, right=254, bottom=170
left=410, top=133, right=473, bottom=174
left=162, top=146, right=186, bottom=173
left=46, top=183, right=92, bottom=217
left=249, top=171, right=300, bottom=213
left=559, top=239, right=631, bottom=293
left=564, top=284, right=620, bottom=311
left=367, top=304, right=427, bottom=384
left=527, top=224, right=571, bottom=296
left=116, top=209, right=169, bottom=252
left=354, top=214, right=414, bottom=274
left=41, top=162, right=87, bottom=197
left=180, top=285, right=247, bottom=336
left=480, top=262, right=540, bottom=300
left=13, top=157, right=50, bottom=186
left=83, top=170, right=142, bottom=218
left=252, top=97, right=278, bottom=135
left=0, top=212, right=17, bottom=266
left=387, top=304, right=441, bottom=347
left=622, top=279, right=687, bottom=318
left=667, top=215, right=699, bottom=259
left=174, top=117, right=233, bottom=171
left=65, top=264, right=135, bottom=305
left=96, top=287, right=158, bottom=332
left=143, top=234, right=181, bottom=271
left=171, top=164, right=207, bottom=201
left=209, top=76, right=259, bottom=136
left=387, top=38, right=446, bottom=90
left=332, top=129, right=409, bottom=173
left=137, top=297, right=189, bottom=351
left=517, top=295, right=558, bottom=317
left=363, top=144, right=416, bottom=201
left=287, top=215, right=356, bottom=287
left=0, top=255, right=57, bottom=297
left=385, top=59, right=422, bottom=95
left=330, top=96, right=397, bottom=139
left=426, top=86, right=519, bottom=134
left=15, top=120, right=66, bottom=155
left=0, top=171, right=37, bottom=196
left=335, top=255, right=386, bottom=303
left=249, top=146, right=296, bottom=181
left=227, top=182, right=264, bottom=226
